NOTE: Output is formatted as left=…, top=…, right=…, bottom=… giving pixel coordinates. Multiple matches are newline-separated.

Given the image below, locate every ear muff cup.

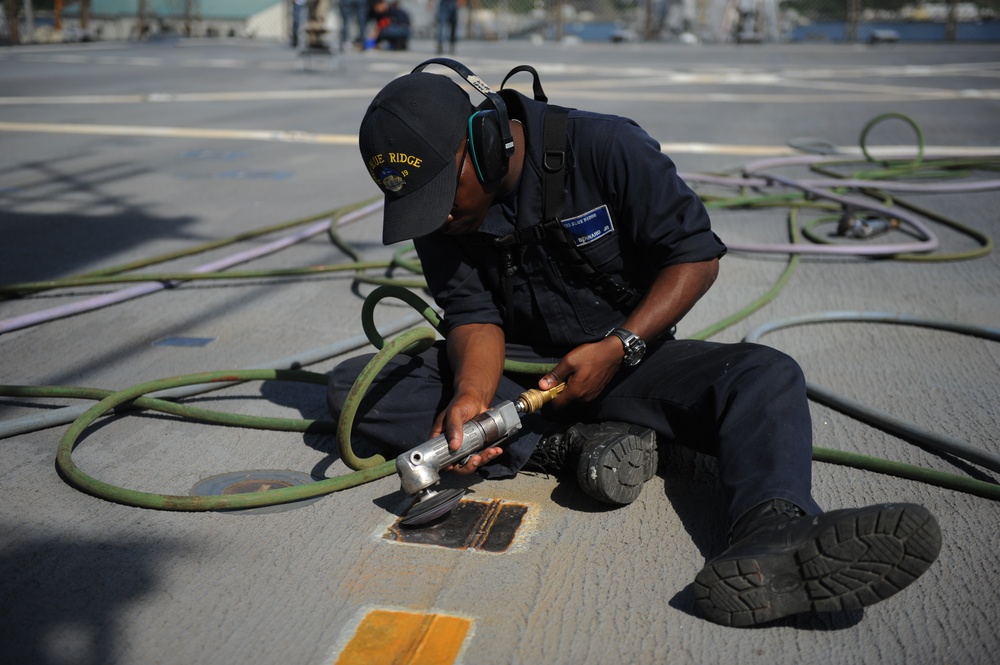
left=411, top=58, right=515, bottom=185
left=468, top=108, right=509, bottom=185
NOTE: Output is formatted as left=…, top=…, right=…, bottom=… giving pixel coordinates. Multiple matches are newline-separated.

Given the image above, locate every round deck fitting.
left=190, top=469, right=323, bottom=514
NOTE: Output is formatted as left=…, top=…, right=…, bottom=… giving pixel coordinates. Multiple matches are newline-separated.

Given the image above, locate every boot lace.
left=524, top=432, right=573, bottom=474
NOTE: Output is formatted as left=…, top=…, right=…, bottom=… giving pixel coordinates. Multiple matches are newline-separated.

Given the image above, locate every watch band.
left=606, top=327, right=646, bottom=367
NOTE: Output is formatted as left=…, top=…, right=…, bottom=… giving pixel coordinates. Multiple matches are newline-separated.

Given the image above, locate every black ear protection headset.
left=411, top=58, right=515, bottom=185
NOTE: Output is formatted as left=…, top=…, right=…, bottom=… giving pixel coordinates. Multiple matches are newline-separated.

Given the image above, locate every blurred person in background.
left=340, top=0, right=369, bottom=50
left=433, top=0, right=463, bottom=54
left=370, top=0, right=411, bottom=50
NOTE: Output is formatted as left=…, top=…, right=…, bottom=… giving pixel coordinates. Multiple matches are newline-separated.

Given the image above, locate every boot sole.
left=693, top=503, right=942, bottom=627
left=577, top=427, right=658, bottom=505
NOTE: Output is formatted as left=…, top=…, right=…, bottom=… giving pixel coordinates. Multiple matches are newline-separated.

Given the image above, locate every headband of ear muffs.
left=411, top=57, right=514, bottom=186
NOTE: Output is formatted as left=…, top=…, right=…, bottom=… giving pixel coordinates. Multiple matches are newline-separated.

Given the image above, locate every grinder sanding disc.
left=400, top=488, right=468, bottom=526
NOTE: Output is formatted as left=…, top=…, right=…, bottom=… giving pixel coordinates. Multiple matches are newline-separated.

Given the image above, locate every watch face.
left=610, top=328, right=645, bottom=366
left=624, top=337, right=645, bottom=366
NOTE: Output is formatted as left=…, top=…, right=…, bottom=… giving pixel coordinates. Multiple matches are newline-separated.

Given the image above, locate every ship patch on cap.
left=367, top=151, right=428, bottom=196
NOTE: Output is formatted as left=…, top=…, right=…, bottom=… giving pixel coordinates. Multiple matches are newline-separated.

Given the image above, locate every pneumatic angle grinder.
left=396, top=382, right=565, bottom=526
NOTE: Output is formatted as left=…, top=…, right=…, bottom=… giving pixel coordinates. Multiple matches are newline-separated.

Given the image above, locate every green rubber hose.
left=745, top=312, right=1000, bottom=501
left=3, top=382, right=339, bottom=434
left=804, top=162, right=994, bottom=262
left=337, top=327, right=438, bottom=470
left=859, top=111, right=924, bottom=169
left=56, top=369, right=396, bottom=511
left=0, top=199, right=381, bottom=298
left=812, top=446, right=1000, bottom=501
left=21, top=112, right=1000, bottom=512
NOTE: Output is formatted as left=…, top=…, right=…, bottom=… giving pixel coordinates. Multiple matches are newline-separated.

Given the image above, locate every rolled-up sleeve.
left=596, top=118, right=726, bottom=269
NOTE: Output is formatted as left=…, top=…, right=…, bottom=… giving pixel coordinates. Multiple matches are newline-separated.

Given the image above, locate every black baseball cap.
left=359, top=72, right=473, bottom=245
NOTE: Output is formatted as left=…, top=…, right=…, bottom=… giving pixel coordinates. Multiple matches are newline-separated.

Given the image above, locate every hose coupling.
left=515, top=382, right=565, bottom=415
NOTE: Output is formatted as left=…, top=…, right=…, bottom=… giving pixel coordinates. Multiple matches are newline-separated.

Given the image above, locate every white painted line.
left=0, top=88, right=380, bottom=105
left=552, top=89, right=1000, bottom=103
left=0, top=121, right=357, bottom=145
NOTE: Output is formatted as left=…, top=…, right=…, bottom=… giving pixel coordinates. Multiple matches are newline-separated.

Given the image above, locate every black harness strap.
left=538, top=108, right=644, bottom=311
left=493, top=67, right=644, bottom=331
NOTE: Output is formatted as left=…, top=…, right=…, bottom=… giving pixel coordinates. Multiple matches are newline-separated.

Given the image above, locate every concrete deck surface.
left=1, top=38, right=999, bottom=665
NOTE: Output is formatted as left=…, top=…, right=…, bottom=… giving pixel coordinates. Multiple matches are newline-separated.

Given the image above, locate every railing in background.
left=2, top=0, right=998, bottom=47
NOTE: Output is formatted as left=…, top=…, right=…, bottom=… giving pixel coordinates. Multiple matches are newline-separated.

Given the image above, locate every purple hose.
left=0, top=201, right=383, bottom=335
left=681, top=152, right=1000, bottom=255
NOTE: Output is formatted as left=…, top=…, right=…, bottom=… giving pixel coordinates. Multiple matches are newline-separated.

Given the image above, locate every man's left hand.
left=539, top=336, right=623, bottom=406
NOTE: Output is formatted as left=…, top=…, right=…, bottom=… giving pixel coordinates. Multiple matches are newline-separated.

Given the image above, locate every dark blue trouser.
left=328, top=338, right=821, bottom=527
left=436, top=2, right=458, bottom=48
left=339, top=0, right=367, bottom=46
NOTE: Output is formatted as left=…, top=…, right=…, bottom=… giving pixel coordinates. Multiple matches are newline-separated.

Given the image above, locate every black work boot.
left=693, top=500, right=942, bottom=627
left=523, top=422, right=658, bottom=505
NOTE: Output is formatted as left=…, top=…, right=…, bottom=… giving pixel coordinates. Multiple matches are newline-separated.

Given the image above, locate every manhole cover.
left=190, top=469, right=322, bottom=514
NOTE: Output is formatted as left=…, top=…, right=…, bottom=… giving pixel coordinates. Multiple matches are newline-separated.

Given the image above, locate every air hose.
left=53, top=369, right=396, bottom=511
left=0, top=198, right=384, bottom=299
left=30, top=246, right=1000, bottom=507
left=44, top=285, right=1000, bottom=509
left=42, top=281, right=561, bottom=510
left=798, top=168, right=994, bottom=262
left=0, top=197, right=426, bottom=334
left=685, top=112, right=998, bottom=259
left=744, top=312, right=1000, bottom=500
left=0, top=310, right=426, bottom=440
left=7, top=115, right=1000, bottom=509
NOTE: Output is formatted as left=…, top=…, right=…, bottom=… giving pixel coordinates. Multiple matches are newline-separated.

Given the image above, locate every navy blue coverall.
left=328, top=89, right=822, bottom=527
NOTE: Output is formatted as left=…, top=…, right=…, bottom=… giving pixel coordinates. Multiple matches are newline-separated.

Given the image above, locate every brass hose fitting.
left=515, top=383, right=566, bottom=415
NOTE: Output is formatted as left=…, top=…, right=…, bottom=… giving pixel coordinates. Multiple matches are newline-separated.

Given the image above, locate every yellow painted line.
left=556, top=89, right=1000, bottom=103
left=334, top=609, right=471, bottom=665
left=2, top=121, right=998, bottom=158
left=0, top=121, right=781, bottom=153
left=0, top=121, right=356, bottom=145
left=0, top=93, right=150, bottom=105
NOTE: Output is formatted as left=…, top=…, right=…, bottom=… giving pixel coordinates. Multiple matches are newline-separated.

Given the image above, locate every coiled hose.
left=744, top=312, right=1000, bottom=500
left=42, top=283, right=1000, bottom=510
left=3, top=114, right=999, bottom=508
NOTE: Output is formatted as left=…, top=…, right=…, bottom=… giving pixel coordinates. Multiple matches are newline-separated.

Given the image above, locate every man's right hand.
left=431, top=392, right=503, bottom=475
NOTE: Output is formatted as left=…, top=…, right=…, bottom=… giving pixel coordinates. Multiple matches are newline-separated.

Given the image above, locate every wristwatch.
left=606, top=327, right=646, bottom=367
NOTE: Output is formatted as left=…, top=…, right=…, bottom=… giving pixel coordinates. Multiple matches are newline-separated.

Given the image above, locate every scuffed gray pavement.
left=1, top=38, right=999, bottom=664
